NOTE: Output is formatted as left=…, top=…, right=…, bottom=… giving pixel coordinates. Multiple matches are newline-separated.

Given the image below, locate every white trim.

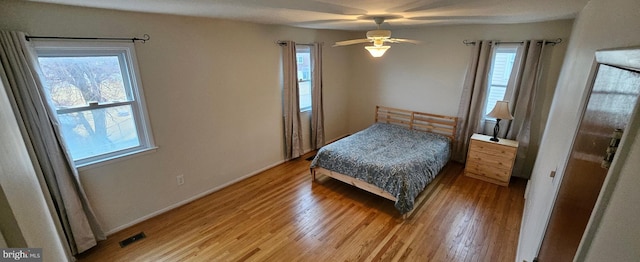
left=529, top=46, right=640, bottom=261
left=32, top=40, right=156, bottom=167
left=77, top=146, right=157, bottom=171
left=574, top=46, right=640, bottom=261
left=104, top=159, right=286, bottom=235
left=102, top=133, right=352, bottom=235
left=56, top=101, right=133, bottom=114
left=528, top=59, right=598, bottom=260
left=576, top=93, right=640, bottom=261
left=300, top=107, right=312, bottom=113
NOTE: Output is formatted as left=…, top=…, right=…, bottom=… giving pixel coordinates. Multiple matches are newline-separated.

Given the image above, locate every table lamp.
left=487, top=101, right=514, bottom=142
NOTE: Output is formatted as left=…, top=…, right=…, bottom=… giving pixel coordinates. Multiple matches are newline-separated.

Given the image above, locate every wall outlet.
left=176, top=174, right=184, bottom=186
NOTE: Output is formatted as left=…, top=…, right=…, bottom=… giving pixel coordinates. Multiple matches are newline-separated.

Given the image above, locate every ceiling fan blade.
left=292, top=19, right=357, bottom=27
left=333, top=39, right=371, bottom=46
left=387, top=0, right=471, bottom=13
left=247, top=0, right=366, bottom=15
left=387, top=38, right=421, bottom=44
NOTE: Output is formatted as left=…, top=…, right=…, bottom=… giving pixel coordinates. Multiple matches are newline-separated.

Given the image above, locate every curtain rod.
left=25, top=34, right=150, bottom=43
left=462, top=38, right=562, bottom=46
left=276, top=41, right=323, bottom=46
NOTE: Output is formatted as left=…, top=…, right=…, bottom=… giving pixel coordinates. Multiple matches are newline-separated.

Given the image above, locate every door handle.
left=601, top=128, right=623, bottom=169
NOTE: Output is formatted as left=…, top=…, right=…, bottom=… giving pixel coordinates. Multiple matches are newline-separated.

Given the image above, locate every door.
left=537, top=58, right=640, bottom=260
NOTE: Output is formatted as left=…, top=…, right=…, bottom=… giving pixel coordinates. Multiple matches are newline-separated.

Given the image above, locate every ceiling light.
left=365, top=45, right=390, bottom=57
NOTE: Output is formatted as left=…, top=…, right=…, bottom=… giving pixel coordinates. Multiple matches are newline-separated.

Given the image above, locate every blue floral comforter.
left=310, top=123, right=451, bottom=214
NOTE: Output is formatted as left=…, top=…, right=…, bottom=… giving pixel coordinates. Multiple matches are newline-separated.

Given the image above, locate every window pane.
left=485, top=47, right=517, bottom=116
left=296, top=45, right=312, bottom=111
left=58, top=105, right=140, bottom=160
left=34, top=42, right=154, bottom=166
left=38, top=56, right=132, bottom=109
left=299, top=81, right=312, bottom=110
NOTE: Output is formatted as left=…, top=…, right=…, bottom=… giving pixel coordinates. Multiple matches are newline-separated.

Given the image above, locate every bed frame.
left=311, top=105, right=458, bottom=207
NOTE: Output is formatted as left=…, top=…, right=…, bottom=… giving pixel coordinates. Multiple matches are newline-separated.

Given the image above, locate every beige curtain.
left=0, top=31, right=104, bottom=255
left=282, top=41, right=303, bottom=159
left=453, top=40, right=494, bottom=162
left=455, top=39, right=550, bottom=178
left=311, top=43, right=324, bottom=150
left=505, top=40, right=548, bottom=178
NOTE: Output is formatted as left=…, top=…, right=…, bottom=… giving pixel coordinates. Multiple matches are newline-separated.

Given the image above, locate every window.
left=485, top=45, right=518, bottom=117
left=34, top=41, right=155, bottom=166
left=296, top=45, right=312, bottom=112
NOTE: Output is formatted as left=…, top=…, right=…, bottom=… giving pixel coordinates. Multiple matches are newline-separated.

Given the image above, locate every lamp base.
left=491, top=119, right=502, bottom=142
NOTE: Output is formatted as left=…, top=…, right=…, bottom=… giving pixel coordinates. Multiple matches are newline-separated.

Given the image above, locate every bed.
left=310, top=106, right=457, bottom=214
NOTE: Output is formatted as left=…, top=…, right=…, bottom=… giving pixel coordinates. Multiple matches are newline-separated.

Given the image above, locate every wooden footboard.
left=311, top=167, right=397, bottom=201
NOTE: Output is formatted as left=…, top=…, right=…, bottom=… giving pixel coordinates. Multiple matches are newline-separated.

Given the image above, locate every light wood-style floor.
left=77, top=152, right=526, bottom=261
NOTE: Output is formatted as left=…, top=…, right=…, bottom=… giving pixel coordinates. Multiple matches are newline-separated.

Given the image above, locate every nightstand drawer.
left=467, top=149, right=515, bottom=169
left=465, top=161, right=511, bottom=182
left=469, top=140, right=517, bottom=158
left=464, top=134, right=518, bottom=186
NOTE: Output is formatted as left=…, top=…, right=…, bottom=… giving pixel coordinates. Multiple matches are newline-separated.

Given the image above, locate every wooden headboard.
left=375, top=105, right=458, bottom=141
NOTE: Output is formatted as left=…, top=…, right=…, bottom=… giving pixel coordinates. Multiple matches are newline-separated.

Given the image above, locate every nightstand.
left=464, top=133, right=519, bottom=186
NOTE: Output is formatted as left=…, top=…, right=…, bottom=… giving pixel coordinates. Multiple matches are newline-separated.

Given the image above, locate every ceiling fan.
left=333, top=16, right=420, bottom=57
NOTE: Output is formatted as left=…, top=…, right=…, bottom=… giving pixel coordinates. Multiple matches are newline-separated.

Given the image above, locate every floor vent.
left=119, top=232, right=146, bottom=248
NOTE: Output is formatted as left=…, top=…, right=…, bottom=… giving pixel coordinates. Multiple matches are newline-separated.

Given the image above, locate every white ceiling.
left=28, top=0, right=589, bottom=31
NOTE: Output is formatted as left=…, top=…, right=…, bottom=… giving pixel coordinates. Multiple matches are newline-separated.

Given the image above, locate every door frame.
left=573, top=46, right=640, bottom=260
left=530, top=52, right=600, bottom=260
left=535, top=46, right=640, bottom=260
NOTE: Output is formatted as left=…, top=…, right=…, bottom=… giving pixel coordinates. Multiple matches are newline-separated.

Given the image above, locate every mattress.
left=310, top=122, right=451, bottom=213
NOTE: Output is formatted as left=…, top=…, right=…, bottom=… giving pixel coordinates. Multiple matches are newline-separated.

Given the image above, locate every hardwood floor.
left=77, top=152, right=526, bottom=261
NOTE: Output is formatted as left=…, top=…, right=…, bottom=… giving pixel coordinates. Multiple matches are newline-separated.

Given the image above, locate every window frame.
left=296, top=44, right=313, bottom=112
left=32, top=41, right=156, bottom=167
left=484, top=44, right=520, bottom=120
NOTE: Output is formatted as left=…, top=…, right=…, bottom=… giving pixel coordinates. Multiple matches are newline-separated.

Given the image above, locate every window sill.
left=77, top=147, right=158, bottom=171
left=484, top=118, right=497, bottom=123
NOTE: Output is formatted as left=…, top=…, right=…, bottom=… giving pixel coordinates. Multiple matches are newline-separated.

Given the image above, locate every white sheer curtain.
left=0, top=31, right=104, bottom=255
left=453, top=40, right=494, bottom=162
left=281, top=41, right=303, bottom=159
left=311, top=42, right=324, bottom=150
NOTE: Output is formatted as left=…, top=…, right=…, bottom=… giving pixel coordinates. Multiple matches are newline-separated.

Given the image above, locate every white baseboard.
left=105, top=159, right=286, bottom=235
left=104, top=133, right=351, bottom=235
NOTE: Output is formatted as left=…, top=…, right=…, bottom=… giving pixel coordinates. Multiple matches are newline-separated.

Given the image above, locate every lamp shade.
left=487, top=101, right=514, bottom=120
left=365, top=45, right=390, bottom=57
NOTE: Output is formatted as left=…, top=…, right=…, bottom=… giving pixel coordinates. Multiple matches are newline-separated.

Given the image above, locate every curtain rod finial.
left=462, top=40, right=476, bottom=46
left=553, top=38, right=563, bottom=45
left=141, top=34, right=150, bottom=43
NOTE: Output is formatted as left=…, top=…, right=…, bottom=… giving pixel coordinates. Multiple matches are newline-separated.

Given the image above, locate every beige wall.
left=517, top=0, right=640, bottom=260
left=0, top=77, right=69, bottom=261
left=0, top=0, right=353, bottom=233
left=345, top=21, right=573, bottom=134
left=0, top=0, right=575, bottom=237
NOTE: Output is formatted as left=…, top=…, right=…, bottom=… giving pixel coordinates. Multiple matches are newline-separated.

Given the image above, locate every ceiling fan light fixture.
left=365, top=45, right=390, bottom=57
left=332, top=16, right=418, bottom=57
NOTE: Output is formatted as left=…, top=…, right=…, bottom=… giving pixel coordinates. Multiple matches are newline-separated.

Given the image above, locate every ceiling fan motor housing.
left=366, top=30, right=391, bottom=39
